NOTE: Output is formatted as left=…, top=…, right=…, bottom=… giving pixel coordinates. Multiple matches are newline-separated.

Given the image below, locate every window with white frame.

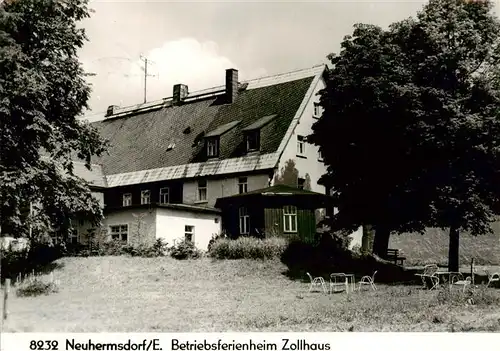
left=109, top=224, right=128, bottom=242
left=141, top=190, right=151, bottom=204
left=313, top=102, right=321, bottom=118
left=297, top=135, right=306, bottom=156
left=207, top=138, right=219, bottom=158
left=122, top=193, right=132, bottom=207
left=283, top=205, right=298, bottom=233
left=239, top=207, right=250, bottom=235
left=185, top=225, right=194, bottom=243
left=197, top=179, right=207, bottom=202
left=159, top=187, right=170, bottom=204
left=238, top=177, right=248, bottom=194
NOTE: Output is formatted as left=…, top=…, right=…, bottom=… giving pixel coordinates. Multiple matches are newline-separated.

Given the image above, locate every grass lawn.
left=1, top=256, right=500, bottom=332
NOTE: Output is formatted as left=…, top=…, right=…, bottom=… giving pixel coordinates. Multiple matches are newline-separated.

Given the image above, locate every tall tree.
left=310, top=21, right=429, bottom=257
left=309, top=0, right=500, bottom=271
left=0, top=0, right=108, bottom=242
left=403, top=0, right=500, bottom=272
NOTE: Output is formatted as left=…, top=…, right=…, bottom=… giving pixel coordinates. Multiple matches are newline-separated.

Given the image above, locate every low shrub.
left=121, top=239, right=169, bottom=257
left=94, top=240, right=128, bottom=256
left=280, top=233, right=414, bottom=282
left=170, top=240, right=201, bottom=260
left=328, top=229, right=353, bottom=251
left=208, top=236, right=288, bottom=260
left=151, top=238, right=169, bottom=257
left=207, top=231, right=229, bottom=252
left=16, top=279, right=59, bottom=297
left=74, top=238, right=170, bottom=258
left=65, top=242, right=88, bottom=256
left=280, top=237, right=318, bottom=270
left=351, top=244, right=362, bottom=256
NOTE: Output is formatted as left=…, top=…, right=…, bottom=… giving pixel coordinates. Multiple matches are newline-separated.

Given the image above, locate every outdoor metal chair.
left=306, top=272, right=327, bottom=293
left=358, top=270, right=377, bottom=291
left=486, top=270, right=500, bottom=288
left=329, top=273, right=349, bottom=294
left=423, top=264, right=439, bottom=275
left=450, top=274, right=472, bottom=292
left=415, top=264, right=439, bottom=289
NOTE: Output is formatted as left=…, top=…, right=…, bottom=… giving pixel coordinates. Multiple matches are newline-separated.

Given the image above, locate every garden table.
left=433, top=271, right=462, bottom=288
left=330, top=273, right=356, bottom=293
left=329, top=273, right=348, bottom=294
left=344, top=274, right=356, bottom=292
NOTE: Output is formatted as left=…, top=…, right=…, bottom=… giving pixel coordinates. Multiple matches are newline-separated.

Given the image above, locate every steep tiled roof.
left=242, top=114, right=277, bottom=131
left=205, top=120, right=241, bottom=137
left=41, top=155, right=107, bottom=189
left=72, top=161, right=107, bottom=189
left=87, top=65, right=325, bottom=184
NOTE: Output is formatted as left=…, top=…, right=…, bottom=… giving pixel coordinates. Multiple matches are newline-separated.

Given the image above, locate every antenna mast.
left=140, top=55, right=156, bottom=103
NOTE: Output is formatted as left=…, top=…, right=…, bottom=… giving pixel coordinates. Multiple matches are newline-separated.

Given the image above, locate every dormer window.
left=246, top=130, right=260, bottom=152
left=242, top=114, right=277, bottom=154
left=206, top=137, right=219, bottom=158
left=205, top=120, right=241, bottom=158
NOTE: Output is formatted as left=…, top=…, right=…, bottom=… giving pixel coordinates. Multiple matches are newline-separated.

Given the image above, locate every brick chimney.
left=225, top=68, right=238, bottom=103
left=105, top=105, right=119, bottom=117
left=173, top=84, right=189, bottom=105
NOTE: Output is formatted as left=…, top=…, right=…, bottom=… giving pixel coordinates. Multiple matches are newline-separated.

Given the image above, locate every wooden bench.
left=385, top=248, right=406, bottom=265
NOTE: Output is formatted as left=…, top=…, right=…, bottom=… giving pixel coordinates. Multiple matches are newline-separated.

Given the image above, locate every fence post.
left=470, top=258, right=475, bottom=285
left=3, top=278, right=10, bottom=321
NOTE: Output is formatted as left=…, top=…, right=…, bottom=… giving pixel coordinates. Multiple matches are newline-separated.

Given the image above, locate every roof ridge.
left=82, top=63, right=326, bottom=120
left=241, top=63, right=325, bottom=84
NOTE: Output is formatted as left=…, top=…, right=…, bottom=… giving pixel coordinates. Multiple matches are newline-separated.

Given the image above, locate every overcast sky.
left=80, top=0, right=499, bottom=120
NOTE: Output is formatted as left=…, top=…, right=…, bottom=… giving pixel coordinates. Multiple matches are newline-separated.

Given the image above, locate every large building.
left=75, top=65, right=363, bottom=250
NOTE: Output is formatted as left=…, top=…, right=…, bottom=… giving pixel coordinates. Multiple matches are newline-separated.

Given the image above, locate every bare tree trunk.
left=372, top=226, right=390, bottom=258
left=448, top=226, right=460, bottom=272
left=361, top=224, right=374, bottom=254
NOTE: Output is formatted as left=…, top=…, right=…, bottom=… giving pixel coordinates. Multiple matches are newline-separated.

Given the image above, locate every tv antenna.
left=139, top=55, right=157, bottom=103
left=84, top=53, right=159, bottom=105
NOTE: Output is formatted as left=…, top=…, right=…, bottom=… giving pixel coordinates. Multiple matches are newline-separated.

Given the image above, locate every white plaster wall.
left=274, top=77, right=327, bottom=194
left=274, top=75, right=363, bottom=249
left=155, top=208, right=221, bottom=250
left=103, top=208, right=157, bottom=245
left=183, top=173, right=269, bottom=207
